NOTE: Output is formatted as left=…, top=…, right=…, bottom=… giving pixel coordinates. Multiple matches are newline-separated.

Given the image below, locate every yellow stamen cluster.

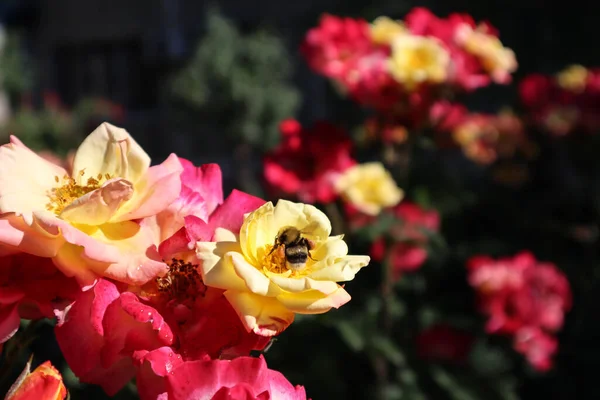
left=263, top=244, right=287, bottom=274
left=156, top=258, right=206, bottom=302
left=46, top=170, right=112, bottom=215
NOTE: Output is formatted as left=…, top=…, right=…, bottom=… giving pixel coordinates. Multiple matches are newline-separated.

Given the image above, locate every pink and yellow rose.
left=0, top=122, right=182, bottom=287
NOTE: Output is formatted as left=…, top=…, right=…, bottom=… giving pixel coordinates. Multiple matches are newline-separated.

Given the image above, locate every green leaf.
left=335, top=320, right=365, bottom=352
left=369, top=336, right=406, bottom=367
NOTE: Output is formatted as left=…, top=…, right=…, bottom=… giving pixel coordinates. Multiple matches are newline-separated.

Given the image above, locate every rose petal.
left=265, top=273, right=339, bottom=295
left=229, top=252, right=281, bottom=296
left=179, top=159, right=223, bottom=216
left=224, top=290, right=295, bottom=336
left=55, top=279, right=135, bottom=396
left=5, top=360, right=67, bottom=400
left=101, top=293, right=173, bottom=368
left=308, top=255, right=371, bottom=282
left=196, top=241, right=250, bottom=293
left=0, top=136, right=68, bottom=214
left=272, top=200, right=332, bottom=240
left=134, top=347, right=185, bottom=400
left=0, top=213, right=63, bottom=257
left=72, top=122, right=150, bottom=185
left=276, top=287, right=351, bottom=314
left=84, top=220, right=167, bottom=286
left=60, top=178, right=133, bottom=225
left=113, top=153, right=183, bottom=222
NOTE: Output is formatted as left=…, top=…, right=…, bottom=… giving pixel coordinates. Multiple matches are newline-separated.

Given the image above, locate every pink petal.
left=134, top=347, right=185, bottom=400
left=101, top=292, right=174, bottom=367
left=266, top=370, right=308, bottom=400
left=55, top=279, right=135, bottom=395
left=0, top=213, right=63, bottom=258
left=165, top=357, right=267, bottom=400
left=158, top=190, right=265, bottom=257
left=166, top=356, right=306, bottom=400
left=113, top=153, right=183, bottom=222
left=179, top=159, right=224, bottom=216
left=186, top=190, right=266, bottom=242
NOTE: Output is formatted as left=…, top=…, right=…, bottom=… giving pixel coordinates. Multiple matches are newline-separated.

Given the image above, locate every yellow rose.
left=370, top=16, right=407, bottom=45
left=196, top=200, right=370, bottom=336
left=388, top=34, right=450, bottom=89
left=456, top=25, right=517, bottom=82
left=335, top=162, right=404, bottom=216
left=556, top=65, right=589, bottom=93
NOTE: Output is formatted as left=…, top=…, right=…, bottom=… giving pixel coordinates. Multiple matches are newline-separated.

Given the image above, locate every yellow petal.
left=264, top=271, right=339, bottom=294
left=309, top=255, right=371, bottom=282
left=239, top=201, right=275, bottom=265
left=214, top=227, right=237, bottom=242
left=229, top=252, right=281, bottom=296
left=272, top=200, right=331, bottom=240
left=196, top=241, right=251, bottom=293
left=53, top=243, right=100, bottom=289
left=224, top=290, right=295, bottom=336
left=0, top=136, right=68, bottom=214
left=72, top=122, right=150, bottom=184
left=59, top=178, right=133, bottom=225
left=310, top=235, right=349, bottom=267
left=276, top=287, right=351, bottom=314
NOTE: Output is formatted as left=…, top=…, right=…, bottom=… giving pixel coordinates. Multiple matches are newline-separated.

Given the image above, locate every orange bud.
left=5, top=357, right=67, bottom=400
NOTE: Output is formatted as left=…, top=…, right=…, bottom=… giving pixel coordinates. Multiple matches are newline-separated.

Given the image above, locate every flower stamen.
left=156, top=258, right=206, bottom=302
left=45, top=170, right=112, bottom=215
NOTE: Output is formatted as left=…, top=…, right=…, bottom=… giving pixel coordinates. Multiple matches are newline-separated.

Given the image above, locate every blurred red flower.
left=416, top=324, right=474, bottom=363
left=370, top=202, right=440, bottom=281
left=263, top=119, right=356, bottom=204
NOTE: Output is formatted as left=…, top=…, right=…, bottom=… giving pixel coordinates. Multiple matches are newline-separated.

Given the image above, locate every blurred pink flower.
left=467, top=251, right=571, bottom=371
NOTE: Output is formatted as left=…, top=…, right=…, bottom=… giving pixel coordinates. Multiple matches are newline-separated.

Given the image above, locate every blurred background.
left=1, top=0, right=600, bottom=399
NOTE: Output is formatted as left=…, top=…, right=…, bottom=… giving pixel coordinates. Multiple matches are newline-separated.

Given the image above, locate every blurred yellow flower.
left=456, top=25, right=517, bottom=82
left=556, top=65, right=588, bottom=93
left=370, top=16, right=407, bottom=45
left=335, top=162, right=404, bottom=216
left=196, top=200, right=370, bottom=336
left=388, top=34, right=450, bottom=89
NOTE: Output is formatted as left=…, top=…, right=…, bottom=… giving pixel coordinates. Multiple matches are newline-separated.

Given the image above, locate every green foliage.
left=169, top=9, right=300, bottom=150
left=0, top=30, right=33, bottom=101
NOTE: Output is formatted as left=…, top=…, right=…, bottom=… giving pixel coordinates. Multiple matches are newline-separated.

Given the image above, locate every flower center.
left=46, top=170, right=112, bottom=215
left=262, top=244, right=312, bottom=278
left=156, top=258, right=207, bottom=302
left=263, top=244, right=288, bottom=274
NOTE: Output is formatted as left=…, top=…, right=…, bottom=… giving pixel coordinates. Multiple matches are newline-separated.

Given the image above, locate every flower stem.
left=0, top=320, right=42, bottom=388
left=374, top=244, right=395, bottom=400
left=324, top=201, right=346, bottom=236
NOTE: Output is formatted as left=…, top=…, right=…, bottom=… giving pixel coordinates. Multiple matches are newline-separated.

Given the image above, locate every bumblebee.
left=268, top=226, right=316, bottom=271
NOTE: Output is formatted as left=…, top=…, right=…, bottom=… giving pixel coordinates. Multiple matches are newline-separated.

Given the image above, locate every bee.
left=268, top=226, right=316, bottom=271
